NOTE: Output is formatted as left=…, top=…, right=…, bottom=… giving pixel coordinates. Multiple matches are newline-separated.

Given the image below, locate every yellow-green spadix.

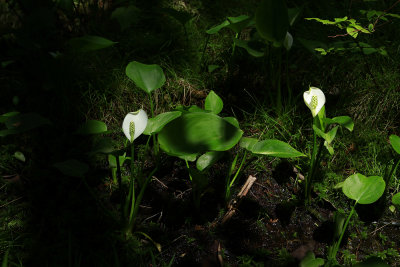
left=303, top=87, right=325, bottom=117
left=122, top=109, right=148, bottom=142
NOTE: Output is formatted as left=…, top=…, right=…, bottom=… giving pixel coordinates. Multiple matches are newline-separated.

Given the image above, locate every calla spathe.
left=122, top=109, right=148, bottom=142
left=303, top=87, right=325, bottom=117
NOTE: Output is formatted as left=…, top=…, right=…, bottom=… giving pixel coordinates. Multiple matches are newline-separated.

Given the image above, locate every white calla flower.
left=284, top=32, right=293, bottom=51
left=122, top=109, right=148, bottom=142
left=303, top=87, right=326, bottom=117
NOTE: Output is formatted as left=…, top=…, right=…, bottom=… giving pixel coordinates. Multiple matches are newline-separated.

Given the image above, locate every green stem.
left=230, top=151, right=247, bottom=187
left=185, top=160, right=193, bottom=181
left=231, top=33, right=239, bottom=56
left=331, top=202, right=357, bottom=260
left=127, top=142, right=136, bottom=225
left=128, top=168, right=157, bottom=232
left=305, top=116, right=323, bottom=205
left=116, top=155, right=125, bottom=219
left=386, top=157, right=400, bottom=186
left=148, top=94, right=158, bottom=156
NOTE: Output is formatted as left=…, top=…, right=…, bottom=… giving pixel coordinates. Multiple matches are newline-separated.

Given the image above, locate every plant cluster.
left=1, top=0, right=400, bottom=266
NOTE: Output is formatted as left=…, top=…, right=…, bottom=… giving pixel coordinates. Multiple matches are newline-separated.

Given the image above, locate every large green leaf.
left=143, top=111, right=182, bottom=135
left=76, top=120, right=108, bottom=135
left=392, top=192, right=400, bottom=206
left=288, top=7, right=302, bottom=26
left=342, top=173, right=385, bottom=204
left=206, top=15, right=253, bottom=35
left=206, top=20, right=230, bottom=34
left=90, top=137, right=116, bottom=154
left=255, top=0, right=289, bottom=44
left=1, top=113, right=50, bottom=136
left=54, top=159, right=89, bottom=178
left=250, top=139, right=305, bottom=158
left=68, top=35, right=117, bottom=52
left=125, top=61, right=166, bottom=94
left=226, top=15, right=253, bottom=33
left=205, top=90, right=223, bottom=114
left=233, top=39, right=265, bottom=57
left=111, top=5, right=140, bottom=31
left=390, top=135, right=400, bottom=155
left=0, top=112, right=20, bottom=123
left=196, top=151, right=225, bottom=171
left=158, top=112, right=243, bottom=158
left=332, top=116, right=354, bottom=131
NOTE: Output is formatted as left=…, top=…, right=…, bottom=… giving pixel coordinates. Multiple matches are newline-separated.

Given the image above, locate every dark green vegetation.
left=1, top=0, right=400, bottom=266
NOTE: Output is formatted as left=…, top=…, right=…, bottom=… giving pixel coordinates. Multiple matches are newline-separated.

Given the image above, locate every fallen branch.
left=213, top=175, right=257, bottom=226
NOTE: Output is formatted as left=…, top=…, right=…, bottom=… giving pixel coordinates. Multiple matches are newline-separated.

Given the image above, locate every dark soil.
left=124, top=159, right=400, bottom=266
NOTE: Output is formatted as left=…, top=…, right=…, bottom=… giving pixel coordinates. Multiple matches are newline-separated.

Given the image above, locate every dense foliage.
left=1, top=0, right=400, bottom=266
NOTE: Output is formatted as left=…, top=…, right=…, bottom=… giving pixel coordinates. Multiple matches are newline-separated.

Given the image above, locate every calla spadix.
left=122, top=109, right=148, bottom=142
left=303, top=87, right=325, bottom=117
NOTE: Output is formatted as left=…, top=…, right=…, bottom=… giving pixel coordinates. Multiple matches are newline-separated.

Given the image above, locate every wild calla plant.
left=157, top=91, right=243, bottom=208
left=302, top=87, right=354, bottom=204
left=204, top=2, right=301, bottom=114
left=384, top=134, right=400, bottom=186
left=125, top=61, right=166, bottom=155
left=158, top=90, right=305, bottom=205
left=121, top=109, right=158, bottom=232
left=327, top=173, right=386, bottom=265
left=205, top=14, right=254, bottom=59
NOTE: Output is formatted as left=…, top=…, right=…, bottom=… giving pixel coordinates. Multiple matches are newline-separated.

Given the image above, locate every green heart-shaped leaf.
left=250, top=139, right=305, bottom=158
left=143, top=111, right=182, bottom=135
left=206, top=20, right=230, bottom=34
left=392, top=192, right=400, bottom=206
left=342, top=173, right=385, bottom=204
left=91, top=137, right=116, bottom=154
left=226, top=15, right=253, bottom=33
left=125, top=61, right=166, bottom=94
left=68, top=35, right=117, bottom=52
left=332, top=116, right=354, bottom=131
left=233, top=39, right=265, bottom=57
left=158, top=112, right=243, bottom=158
left=111, top=5, right=140, bottom=31
left=205, top=90, right=223, bottom=114
left=3, top=113, right=50, bottom=135
left=0, top=112, right=20, bottom=123
left=76, top=120, right=108, bottom=135
left=14, top=151, right=26, bottom=162
left=256, top=0, right=289, bottom=44
left=390, top=135, right=400, bottom=155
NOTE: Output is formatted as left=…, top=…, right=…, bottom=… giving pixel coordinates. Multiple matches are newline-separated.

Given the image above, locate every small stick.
left=220, top=175, right=257, bottom=225
left=152, top=176, right=168, bottom=189
left=0, top=196, right=23, bottom=209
